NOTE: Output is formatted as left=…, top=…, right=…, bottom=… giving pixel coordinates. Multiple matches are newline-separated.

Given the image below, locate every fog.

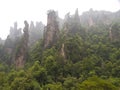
left=0, top=0, right=119, bottom=39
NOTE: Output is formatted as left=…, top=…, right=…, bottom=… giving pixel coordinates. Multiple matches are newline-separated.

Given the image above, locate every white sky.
left=0, top=0, right=119, bottom=39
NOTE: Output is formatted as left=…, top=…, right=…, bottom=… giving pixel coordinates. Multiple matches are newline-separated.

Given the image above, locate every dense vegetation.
left=0, top=9, right=120, bottom=90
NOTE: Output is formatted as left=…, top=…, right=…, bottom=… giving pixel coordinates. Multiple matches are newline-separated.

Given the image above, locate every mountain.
left=0, top=9, right=120, bottom=90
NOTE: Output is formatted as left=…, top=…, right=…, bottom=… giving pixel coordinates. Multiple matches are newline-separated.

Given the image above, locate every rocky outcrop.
left=80, top=9, right=113, bottom=27
left=63, top=9, right=81, bottom=35
left=4, top=22, right=22, bottom=54
left=60, top=43, right=65, bottom=58
left=9, top=22, right=22, bottom=41
left=44, top=10, right=59, bottom=48
left=4, top=36, right=14, bottom=54
left=109, top=26, right=112, bottom=41
left=29, top=21, right=44, bottom=46
left=15, top=21, right=29, bottom=68
left=3, top=22, right=22, bottom=65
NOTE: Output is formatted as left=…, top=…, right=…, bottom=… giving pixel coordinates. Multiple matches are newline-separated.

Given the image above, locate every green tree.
left=79, top=76, right=118, bottom=90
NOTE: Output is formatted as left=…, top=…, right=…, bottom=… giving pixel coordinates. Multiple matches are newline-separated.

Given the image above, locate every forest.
left=0, top=9, right=120, bottom=90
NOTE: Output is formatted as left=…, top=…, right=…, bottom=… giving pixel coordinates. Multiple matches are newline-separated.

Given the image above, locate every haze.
left=0, top=0, right=119, bottom=39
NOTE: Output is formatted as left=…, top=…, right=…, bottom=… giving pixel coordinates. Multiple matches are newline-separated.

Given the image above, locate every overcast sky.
left=0, top=0, right=120, bottom=39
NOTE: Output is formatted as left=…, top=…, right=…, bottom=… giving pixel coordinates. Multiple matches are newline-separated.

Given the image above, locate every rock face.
left=80, top=9, right=112, bottom=27
left=4, top=22, right=22, bottom=54
left=9, top=22, right=22, bottom=41
left=29, top=21, right=44, bottom=46
left=44, top=10, right=59, bottom=48
left=4, top=36, right=13, bottom=54
left=3, top=22, right=22, bottom=65
left=15, top=21, right=29, bottom=68
left=60, top=43, right=65, bottom=58
left=63, top=9, right=81, bottom=35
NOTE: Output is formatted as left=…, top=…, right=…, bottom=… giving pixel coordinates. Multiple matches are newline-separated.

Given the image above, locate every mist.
left=0, top=0, right=119, bottom=39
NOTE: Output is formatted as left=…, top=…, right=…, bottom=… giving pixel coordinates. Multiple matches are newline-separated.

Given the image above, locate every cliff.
left=44, top=10, right=59, bottom=48
left=14, top=21, right=29, bottom=68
